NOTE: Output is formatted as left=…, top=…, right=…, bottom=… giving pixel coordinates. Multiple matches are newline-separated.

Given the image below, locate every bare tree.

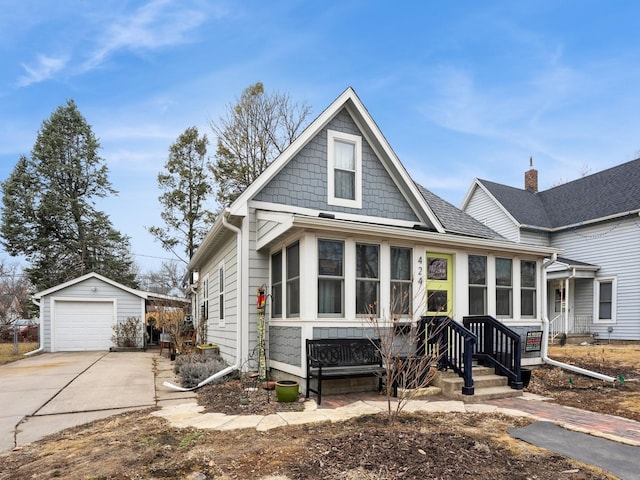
left=139, top=260, right=187, bottom=296
left=366, top=290, right=447, bottom=424
left=209, top=82, right=311, bottom=206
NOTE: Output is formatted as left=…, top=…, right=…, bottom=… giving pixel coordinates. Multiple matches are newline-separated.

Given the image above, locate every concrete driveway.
left=0, top=351, right=195, bottom=452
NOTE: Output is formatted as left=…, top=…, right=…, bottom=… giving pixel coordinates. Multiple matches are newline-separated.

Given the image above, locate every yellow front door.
left=425, top=253, right=453, bottom=316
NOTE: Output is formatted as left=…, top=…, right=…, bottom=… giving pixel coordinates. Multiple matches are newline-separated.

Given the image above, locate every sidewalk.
left=152, top=388, right=640, bottom=447
left=488, top=395, right=640, bottom=446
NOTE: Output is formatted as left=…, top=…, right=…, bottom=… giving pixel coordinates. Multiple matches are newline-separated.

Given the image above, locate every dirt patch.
left=0, top=411, right=614, bottom=480
left=527, top=344, right=640, bottom=421
left=1, top=343, right=637, bottom=479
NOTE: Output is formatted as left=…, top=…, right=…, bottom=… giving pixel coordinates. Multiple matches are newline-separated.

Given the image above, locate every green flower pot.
left=275, top=380, right=299, bottom=402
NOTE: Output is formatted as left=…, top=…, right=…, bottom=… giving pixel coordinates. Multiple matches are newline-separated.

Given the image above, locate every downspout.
left=24, top=297, right=44, bottom=356
left=541, top=254, right=615, bottom=383
left=164, top=208, right=243, bottom=391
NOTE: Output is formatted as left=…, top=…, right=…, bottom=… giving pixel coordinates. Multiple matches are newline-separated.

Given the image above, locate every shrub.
left=112, top=317, right=142, bottom=348
left=175, top=353, right=230, bottom=388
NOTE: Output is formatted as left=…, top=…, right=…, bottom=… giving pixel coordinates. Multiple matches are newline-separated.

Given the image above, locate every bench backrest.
left=306, top=338, right=382, bottom=368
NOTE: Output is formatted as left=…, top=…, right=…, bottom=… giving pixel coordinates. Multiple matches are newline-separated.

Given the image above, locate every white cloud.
left=81, top=0, right=210, bottom=71
left=17, top=54, right=68, bottom=87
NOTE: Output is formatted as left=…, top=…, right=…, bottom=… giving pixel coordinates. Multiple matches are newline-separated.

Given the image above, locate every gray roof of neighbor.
left=479, top=158, right=640, bottom=228
left=416, top=183, right=504, bottom=240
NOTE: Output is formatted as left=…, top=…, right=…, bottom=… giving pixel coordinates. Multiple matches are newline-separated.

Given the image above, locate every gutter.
left=164, top=209, right=244, bottom=392
left=541, top=253, right=616, bottom=383
left=24, top=297, right=44, bottom=357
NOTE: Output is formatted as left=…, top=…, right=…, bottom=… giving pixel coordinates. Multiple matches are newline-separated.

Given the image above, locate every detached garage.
left=33, top=272, right=188, bottom=352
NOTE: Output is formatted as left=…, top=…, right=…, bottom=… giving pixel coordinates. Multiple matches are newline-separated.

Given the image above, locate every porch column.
left=564, top=277, right=570, bottom=335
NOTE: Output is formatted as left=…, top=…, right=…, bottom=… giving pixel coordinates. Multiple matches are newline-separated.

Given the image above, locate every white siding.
left=464, top=187, right=520, bottom=241
left=551, top=217, right=640, bottom=339
left=520, top=229, right=551, bottom=247
left=202, top=232, right=238, bottom=362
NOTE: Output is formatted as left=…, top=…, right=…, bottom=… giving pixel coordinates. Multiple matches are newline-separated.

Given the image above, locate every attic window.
left=327, top=129, right=362, bottom=208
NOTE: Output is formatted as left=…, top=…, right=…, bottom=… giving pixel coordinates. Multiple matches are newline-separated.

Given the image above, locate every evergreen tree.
left=148, top=126, right=213, bottom=263
left=0, top=100, right=137, bottom=291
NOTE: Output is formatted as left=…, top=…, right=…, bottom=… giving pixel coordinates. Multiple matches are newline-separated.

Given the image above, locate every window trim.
left=594, top=277, right=616, bottom=324
left=468, top=254, right=487, bottom=316
left=355, top=242, right=380, bottom=316
left=390, top=246, right=412, bottom=317
left=327, top=129, right=362, bottom=208
left=271, top=251, right=283, bottom=318
left=520, top=260, right=537, bottom=318
left=495, top=257, right=513, bottom=318
left=317, top=238, right=345, bottom=317
left=218, top=263, right=225, bottom=326
left=286, top=242, right=300, bottom=317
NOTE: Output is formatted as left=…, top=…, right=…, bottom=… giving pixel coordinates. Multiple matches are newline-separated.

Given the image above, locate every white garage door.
left=54, top=300, right=115, bottom=351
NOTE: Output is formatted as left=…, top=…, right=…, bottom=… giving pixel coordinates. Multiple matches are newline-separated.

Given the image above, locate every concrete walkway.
left=0, top=350, right=195, bottom=452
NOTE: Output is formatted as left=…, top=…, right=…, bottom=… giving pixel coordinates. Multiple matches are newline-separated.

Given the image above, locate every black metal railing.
left=463, top=315, right=523, bottom=390
left=417, top=316, right=476, bottom=395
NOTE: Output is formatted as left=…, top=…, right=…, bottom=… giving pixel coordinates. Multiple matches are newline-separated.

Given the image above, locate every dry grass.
left=0, top=342, right=39, bottom=365
left=548, top=343, right=640, bottom=369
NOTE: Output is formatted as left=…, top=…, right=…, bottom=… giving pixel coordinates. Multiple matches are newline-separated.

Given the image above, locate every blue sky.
left=2, top=0, right=640, bottom=272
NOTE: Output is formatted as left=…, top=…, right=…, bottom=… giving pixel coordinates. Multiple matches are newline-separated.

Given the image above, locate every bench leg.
left=317, top=378, right=322, bottom=405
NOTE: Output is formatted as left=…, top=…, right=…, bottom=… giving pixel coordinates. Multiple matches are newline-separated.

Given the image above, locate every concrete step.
left=448, top=385, right=523, bottom=403
left=435, top=373, right=508, bottom=395
left=432, top=367, right=523, bottom=402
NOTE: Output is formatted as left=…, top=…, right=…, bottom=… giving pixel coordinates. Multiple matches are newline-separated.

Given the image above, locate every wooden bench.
left=305, top=338, right=386, bottom=405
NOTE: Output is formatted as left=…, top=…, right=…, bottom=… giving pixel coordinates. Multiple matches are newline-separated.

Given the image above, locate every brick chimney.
left=525, top=157, right=538, bottom=193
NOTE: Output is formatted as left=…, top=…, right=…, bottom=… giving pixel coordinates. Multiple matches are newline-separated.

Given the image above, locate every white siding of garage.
left=40, top=276, right=146, bottom=352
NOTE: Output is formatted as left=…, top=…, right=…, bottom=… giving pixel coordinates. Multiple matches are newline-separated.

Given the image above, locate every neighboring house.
left=33, top=272, right=189, bottom=352
left=188, top=87, right=556, bottom=392
left=0, top=294, right=23, bottom=325
left=462, top=159, right=640, bottom=341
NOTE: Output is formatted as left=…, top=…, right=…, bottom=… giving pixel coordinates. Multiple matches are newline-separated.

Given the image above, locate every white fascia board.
left=291, top=215, right=559, bottom=257
left=187, top=215, right=227, bottom=270
left=250, top=200, right=418, bottom=228
left=255, top=211, right=295, bottom=251
left=460, top=178, right=481, bottom=210
left=472, top=180, right=522, bottom=227
left=33, top=272, right=145, bottom=300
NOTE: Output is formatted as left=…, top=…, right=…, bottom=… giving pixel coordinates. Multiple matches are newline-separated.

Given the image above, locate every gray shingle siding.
left=254, top=108, right=419, bottom=222
left=268, top=325, right=301, bottom=367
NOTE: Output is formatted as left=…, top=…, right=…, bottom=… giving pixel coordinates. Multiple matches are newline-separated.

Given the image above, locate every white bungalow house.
left=188, top=88, right=557, bottom=394
left=462, top=159, right=640, bottom=341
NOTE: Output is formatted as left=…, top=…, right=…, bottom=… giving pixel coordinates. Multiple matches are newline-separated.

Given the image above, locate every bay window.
left=356, top=243, right=379, bottom=315
left=318, top=239, right=344, bottom=316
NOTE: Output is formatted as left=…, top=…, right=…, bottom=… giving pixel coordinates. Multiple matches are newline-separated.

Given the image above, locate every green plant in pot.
left=275, top=380, right=299, bottom=402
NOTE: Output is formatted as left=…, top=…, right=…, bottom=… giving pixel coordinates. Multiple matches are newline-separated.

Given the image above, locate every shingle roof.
left=480, top=158, right=640, bottom=228
left=416, top=183, right=504, bottom=240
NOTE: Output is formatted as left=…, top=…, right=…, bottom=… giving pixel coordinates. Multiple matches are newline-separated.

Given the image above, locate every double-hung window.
left=271, top=251, right=282, bottom=318
left=318, top=239, right=344, bottom=316
left=327, top=130, right=362, bottom=208
left=495, top=258, right=513, bottom=317
left=356, top=243, right=379, bottom=315
left=520, top=260, right=536, bottom=317
left=286, top=242, right=300, bottom=317
left=595, top=278, right=616, bottom=323
left=218, top=266, right=225, bottom=325
left=390, top=246, right=412, bottom=316
left=468, top=255, right=487, bottom=315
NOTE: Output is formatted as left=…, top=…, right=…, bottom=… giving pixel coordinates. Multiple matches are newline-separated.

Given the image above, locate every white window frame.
left=594, top=277, right=616, bottom=324
left=327, top=129, right=362, bottom=209
left=520, top=260, right=537, bottom=318
left=218, top=262, right=225, bottom=327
